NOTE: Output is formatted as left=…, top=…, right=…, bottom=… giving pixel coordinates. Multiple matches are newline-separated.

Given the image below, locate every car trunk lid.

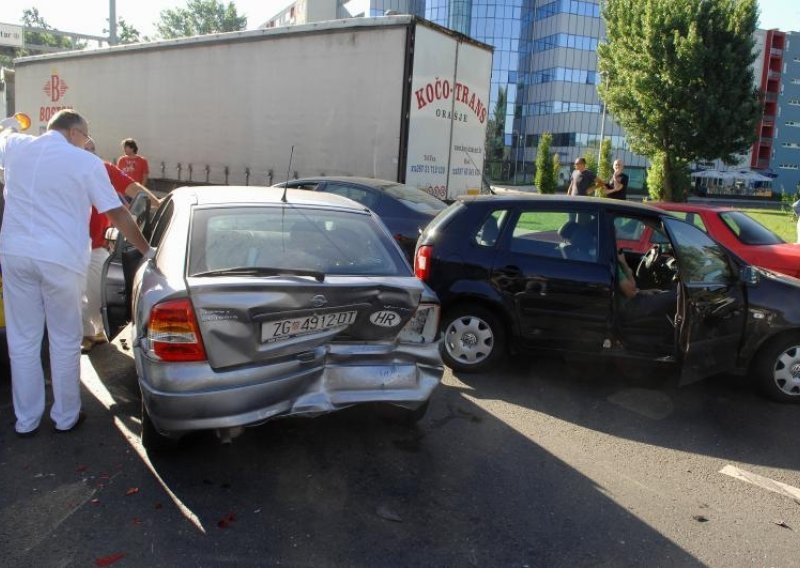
left=187, top=276, right=421, bottom=370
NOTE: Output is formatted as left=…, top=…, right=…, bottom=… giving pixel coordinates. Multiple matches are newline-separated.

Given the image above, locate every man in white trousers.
left=0, top=110, right=151, bottom=437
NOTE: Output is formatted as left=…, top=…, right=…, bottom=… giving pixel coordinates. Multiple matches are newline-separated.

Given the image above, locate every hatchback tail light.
left=147, top=298, right=207, bottom=362
left=415, top=245, right=433, bottom=281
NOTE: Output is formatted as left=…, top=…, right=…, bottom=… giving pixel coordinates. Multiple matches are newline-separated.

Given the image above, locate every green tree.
left=598, top=138, right=613, bottom=182
left=552, top=152, right=562, bottom=191
left=485, top=86, right=508, bottom=181
left=156, top=0, right=247, bottom=39
left=584, top=152, right=598, bottom=177
left=535, top=132, right=557, bottom=194
left=106, top=18, right=144, bottom=44
left=597, top=0, right=760, bottom=201
left=1, top=8, right=86, bottom=66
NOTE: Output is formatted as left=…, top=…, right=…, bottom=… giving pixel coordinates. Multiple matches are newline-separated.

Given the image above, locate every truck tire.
left=441, top=304, right=506, bottom=373
left=753, top=333, right=800, bottom=403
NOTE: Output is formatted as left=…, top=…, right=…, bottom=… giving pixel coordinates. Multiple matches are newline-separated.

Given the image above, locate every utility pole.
left=109, top=0, right=117, bottom=45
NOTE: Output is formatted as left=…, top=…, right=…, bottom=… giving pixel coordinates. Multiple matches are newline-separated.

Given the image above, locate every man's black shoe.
left=15, top=426, right=40, bottom=438
left=54, top=411, right=86, bottom=434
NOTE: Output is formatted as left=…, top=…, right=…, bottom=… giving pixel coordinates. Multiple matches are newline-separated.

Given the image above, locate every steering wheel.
left=636, top=244, right=662, bottom=282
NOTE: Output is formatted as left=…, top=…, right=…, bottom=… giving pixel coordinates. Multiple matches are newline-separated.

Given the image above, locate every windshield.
left=718, top=211, right=784, bottom=245
left=188, top=206, right=409, bottom=277
left=382, top=183, right=447, bottom=215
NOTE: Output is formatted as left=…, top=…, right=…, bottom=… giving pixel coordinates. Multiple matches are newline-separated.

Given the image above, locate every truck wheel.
left=441, top=305, right=506, bottom=373
left=141, top=403, right=177, bottom=453
left=754, top=334, right=800, bottom=403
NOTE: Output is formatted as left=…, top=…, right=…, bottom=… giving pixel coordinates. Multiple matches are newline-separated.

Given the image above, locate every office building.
left=773, top=31, right=800, bottom=195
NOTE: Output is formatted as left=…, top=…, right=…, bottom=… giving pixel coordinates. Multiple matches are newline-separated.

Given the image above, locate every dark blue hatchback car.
left=275, top=176, right=446, bottom=261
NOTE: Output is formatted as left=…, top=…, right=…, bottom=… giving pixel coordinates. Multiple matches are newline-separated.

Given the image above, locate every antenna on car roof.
left=281, top=146, right=294, bottom=203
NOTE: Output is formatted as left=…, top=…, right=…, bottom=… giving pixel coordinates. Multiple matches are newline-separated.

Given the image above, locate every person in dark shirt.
left=568, top=157, right=597, bottom=196
left=604, top=159, right=629, bottom=200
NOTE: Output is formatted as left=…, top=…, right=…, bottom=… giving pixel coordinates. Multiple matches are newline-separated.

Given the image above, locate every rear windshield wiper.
left=191, top=267, right=325, bottom=281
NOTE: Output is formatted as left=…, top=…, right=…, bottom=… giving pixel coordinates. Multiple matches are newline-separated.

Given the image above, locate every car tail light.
left=415, top=245, right=433, bottom=281
left=147, top=298, right=207, bottom=362
left=398, top=303, right=440, bottom=344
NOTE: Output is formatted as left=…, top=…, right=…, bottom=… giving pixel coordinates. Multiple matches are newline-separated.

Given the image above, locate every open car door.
left=663, top=218, right=747, bottom=385
left=101, top=193, right=153, bottom=339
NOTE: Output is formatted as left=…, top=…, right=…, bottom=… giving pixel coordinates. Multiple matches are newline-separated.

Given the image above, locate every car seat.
left=558, top=221, right=594, bottom=261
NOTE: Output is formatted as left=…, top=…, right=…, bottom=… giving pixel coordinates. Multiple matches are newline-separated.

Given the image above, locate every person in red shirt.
left=117, top=138, right=149, bottom=186
left=83, top=138, right=160, bottom=352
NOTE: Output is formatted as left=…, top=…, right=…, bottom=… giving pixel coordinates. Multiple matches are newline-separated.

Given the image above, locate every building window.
left=786, top=121, right=800, bottom=128
left=779, top=164, right=799, bottom=170
left=535, top=0, right=601, bottom=21
left=529, top=67, right=598, bottom=85
left=782, top=142, right=800, bottom=149
left=527, top=101, right=602, bottom=115
left=533, top=34, right=598, bottom=53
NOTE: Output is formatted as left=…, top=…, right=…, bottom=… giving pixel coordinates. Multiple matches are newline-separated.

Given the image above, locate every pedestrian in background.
left=604, top=159, right=629, bottom=200
left=792, top=197, right=800, bottom=244
left=82, top=137, right=160, bottom=352
left=568, top=157, right=598, bottom=196
left=117, top=138, right=149, bottom=186
left=0, top=110, right=151, bottom=437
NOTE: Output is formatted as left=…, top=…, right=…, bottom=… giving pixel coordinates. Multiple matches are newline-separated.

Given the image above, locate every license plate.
left=261, top=310, right=357, bottom=344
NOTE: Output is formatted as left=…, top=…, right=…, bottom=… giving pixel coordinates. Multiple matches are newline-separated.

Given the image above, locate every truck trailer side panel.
left=405, top=24, right=492, bottom=199
left=14, top=22, right=409, bottom=186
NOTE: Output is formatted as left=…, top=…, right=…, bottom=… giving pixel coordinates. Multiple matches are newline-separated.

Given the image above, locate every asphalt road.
left=1, top=334, right=799, bottom=567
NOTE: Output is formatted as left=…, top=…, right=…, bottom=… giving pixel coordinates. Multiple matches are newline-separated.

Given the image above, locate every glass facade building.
left=425, top=0, right=646, bottom=187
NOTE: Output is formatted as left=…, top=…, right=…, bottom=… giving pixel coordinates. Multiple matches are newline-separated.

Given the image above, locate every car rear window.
left=382, top=184, right=447, bottom=214
left=718, top=211, right=783, bottom=245
left=188, top=206, right=410, bottom=277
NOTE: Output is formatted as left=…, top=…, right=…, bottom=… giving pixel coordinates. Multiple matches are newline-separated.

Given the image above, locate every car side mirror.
left=740, top=265, right=759, bottom=286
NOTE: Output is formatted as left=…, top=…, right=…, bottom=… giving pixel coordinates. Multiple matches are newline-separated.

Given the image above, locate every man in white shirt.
left=0, top=109, right=151, bottom=436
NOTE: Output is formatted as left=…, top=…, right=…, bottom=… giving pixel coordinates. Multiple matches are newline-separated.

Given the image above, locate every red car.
left=617, top=202, right=800, bottom=279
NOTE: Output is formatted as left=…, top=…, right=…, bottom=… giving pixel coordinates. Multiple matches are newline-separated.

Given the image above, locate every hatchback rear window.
left=188, top=206, right=409, bottom=277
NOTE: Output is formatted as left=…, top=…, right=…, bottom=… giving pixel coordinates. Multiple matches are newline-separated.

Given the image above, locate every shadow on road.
left=452, top=353, right=800, bottom=473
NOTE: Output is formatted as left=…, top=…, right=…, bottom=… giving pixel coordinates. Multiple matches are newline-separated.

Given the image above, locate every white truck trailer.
left=12, top=15, right=493, bottom=200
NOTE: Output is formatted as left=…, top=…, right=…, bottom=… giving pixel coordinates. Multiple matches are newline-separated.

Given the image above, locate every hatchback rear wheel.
left=754, top=333, right=800, bottom=403
left=441, top=305, right=506, bottom=373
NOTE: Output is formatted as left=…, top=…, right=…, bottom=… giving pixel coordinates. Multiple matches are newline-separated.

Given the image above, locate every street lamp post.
left=597, top=72, right=607, bottom=169
left=109, top=0, right=117, bottom=45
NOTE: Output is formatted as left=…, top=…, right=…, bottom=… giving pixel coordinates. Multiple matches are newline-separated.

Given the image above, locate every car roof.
left=457, top=193, right=666, bottom=215
left=169, top=185, right=369, bottom=211
left=290, top=176, right=405, bottom=190
left=653, top=201, right=735, bottom=213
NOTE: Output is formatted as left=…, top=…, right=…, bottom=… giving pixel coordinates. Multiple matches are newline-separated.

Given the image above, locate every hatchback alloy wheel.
left=755, top=334, right=800, bottom=402
left=441, top=305, right=506, bottom=373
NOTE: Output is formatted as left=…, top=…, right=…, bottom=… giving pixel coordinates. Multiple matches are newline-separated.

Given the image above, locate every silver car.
left=106, top=186, right=443, bottom=450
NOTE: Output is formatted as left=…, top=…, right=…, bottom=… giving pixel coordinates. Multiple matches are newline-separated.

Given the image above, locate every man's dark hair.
left=122, top=138, right=139, bottom=154
left=575, top=157, right=586, bottom=166
left=47, top=109, right=85, bottom=132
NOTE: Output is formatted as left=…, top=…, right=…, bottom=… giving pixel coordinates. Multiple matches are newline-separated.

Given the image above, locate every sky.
left=0, top=0, right=295, bottom=39
left=0, top=0, right=796, bottom=39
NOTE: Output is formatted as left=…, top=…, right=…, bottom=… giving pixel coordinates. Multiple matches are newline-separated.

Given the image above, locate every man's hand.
left=0, top=116, right=22, bottom=132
